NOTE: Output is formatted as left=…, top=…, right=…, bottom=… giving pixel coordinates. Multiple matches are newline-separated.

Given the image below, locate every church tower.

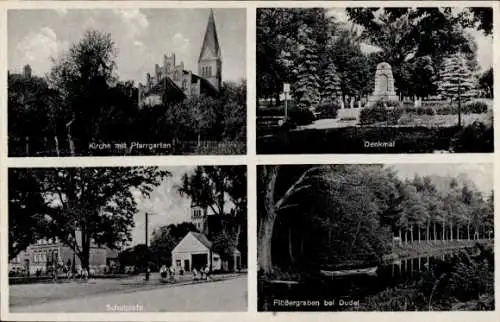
left=198, top=9, right=222, bottom=91
left=191, top=205, right=209, bottom=235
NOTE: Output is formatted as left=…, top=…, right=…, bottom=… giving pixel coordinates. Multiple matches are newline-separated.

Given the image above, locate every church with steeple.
left=138, top=9, right=222, bottom=107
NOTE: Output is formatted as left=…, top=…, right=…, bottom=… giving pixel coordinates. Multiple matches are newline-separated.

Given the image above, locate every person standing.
left=160, top=265, right=167, bottom=280
left=204, top=265, right=210, bottom=281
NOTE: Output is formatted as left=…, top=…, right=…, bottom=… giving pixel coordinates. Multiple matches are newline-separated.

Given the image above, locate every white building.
left=171, top=231, right=241, bottom=273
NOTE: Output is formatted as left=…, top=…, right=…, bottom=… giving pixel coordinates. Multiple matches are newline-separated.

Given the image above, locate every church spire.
left=198, top=9, right=221, bottom=62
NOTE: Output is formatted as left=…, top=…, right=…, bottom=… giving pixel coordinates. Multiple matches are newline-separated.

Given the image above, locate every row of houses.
left=10, top=205, right=242, bottom=276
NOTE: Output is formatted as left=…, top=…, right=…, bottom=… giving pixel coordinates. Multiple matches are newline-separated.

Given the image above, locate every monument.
left=368, top=62, right=399, bottom=105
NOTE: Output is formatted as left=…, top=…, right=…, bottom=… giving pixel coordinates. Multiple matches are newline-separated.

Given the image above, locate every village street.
left=10, top=274, right=247, bottom=312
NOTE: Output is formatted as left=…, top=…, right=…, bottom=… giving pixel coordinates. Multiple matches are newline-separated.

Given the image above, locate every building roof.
left=198, top=9, right=221, bottom=62
left=190, top=232, right=213, bottom=249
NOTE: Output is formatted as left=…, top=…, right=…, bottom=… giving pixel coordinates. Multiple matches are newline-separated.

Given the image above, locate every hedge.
left=316, top=102, right=341, bottom=119
left=359, top=107, right=403, bottom=125
left=258, top=106, right=315, bottom=125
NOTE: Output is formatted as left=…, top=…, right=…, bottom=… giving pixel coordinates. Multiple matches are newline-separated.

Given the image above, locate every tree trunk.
left=433, top=222, right=437, bottom=242
left=54, top=136, right=60, bottom=157
left=442, top=220, right=446, bottom=241
left=410, top=224, right=414, bottom=243
left=288, top=226, right=294, bottom=264
left=80, top=230, right=90, bottom=271
left=258, top=215, right=275, bottom=275
left=456, top=224, right=460, bottom=241
left=467, top=224, right=470, bottom=240
left=450, top=221, right=453, bottom=241
left=257, top=166, right=279, bottom=274
left=426, top=222, right=430, bottom=243
left=418, top=224, right=421, bottom=243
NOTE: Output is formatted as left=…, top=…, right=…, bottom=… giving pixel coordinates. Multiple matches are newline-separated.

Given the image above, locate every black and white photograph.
left=257, top=164, right=494, bottom=311
left=257, top=7, right=493, bottom=153
left=8, top=166, right=247, bottom=312
left=8, top=8, right=246, bottom=156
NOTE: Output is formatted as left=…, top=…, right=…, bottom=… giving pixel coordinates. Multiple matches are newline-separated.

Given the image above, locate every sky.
left=327, top=8, right=493, bottom=72
left=389, top=163, right=493, bottom=194
left=131, top=166, right=195, bottom=246
left=7, top=8, right=246, bottom=84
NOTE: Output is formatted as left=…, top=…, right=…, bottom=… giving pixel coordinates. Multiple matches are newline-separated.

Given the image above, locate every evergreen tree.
left=320, top=60, right=342, bottom=104
left=438, top=53, right=477, bottom=101
left=438, top=53, right=477, bottom=126
left=292, top=25, right=321, bottom=111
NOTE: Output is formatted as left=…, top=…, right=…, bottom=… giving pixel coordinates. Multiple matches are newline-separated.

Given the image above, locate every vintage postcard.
left=0, top=1, right=498, bottom=322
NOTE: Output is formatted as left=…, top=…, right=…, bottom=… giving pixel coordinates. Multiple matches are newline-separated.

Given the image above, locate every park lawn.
left=397, top=112, right=492, bottom=127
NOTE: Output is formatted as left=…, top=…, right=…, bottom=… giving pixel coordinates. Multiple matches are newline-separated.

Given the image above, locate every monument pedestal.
left=366, top=62, right=400, bottom=107
left=337, top=107, right=361, bottom=122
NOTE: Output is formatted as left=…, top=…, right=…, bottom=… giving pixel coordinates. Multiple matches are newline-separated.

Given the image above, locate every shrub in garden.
left=360, top=106, right=403, bottom=125
left=463, top=101, right=488, bottom=114
left=289, top=108, right=316, bottom=125
left=373, top=99, right=403, bottom=109
left=316, top=102, right=341, bottom=119
left=450, top=120, right=493, bottom=152
left=403, top=107, right=436, bottom=116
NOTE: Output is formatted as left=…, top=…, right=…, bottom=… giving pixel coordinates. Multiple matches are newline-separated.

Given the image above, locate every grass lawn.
left=397, top=112, right=492, bottom=127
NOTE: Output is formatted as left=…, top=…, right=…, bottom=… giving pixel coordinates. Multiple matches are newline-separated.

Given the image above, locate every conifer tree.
left=292, top=25, right=321, bottom=111
left=438, top=53, right=477, bottom=101
left=320, top=60, right=342, bottom=104
left=438, top=53, right=478, bottom=126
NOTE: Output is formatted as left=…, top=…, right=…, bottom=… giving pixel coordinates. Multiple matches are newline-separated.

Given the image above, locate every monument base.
left=367, top=94, right=400, bottom=107
left=337, top=108, right=361, bottom=122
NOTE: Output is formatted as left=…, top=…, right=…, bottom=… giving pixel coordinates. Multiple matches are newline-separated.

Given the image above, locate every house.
left=9, top=236, right=118, bottom=275
left=171, top=231, right=241, bottom=273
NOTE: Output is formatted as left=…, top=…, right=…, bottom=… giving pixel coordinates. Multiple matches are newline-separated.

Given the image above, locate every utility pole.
left=145, top=212, right=150, bottom=281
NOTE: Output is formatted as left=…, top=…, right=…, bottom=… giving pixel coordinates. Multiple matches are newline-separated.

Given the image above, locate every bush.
left=435, top=101, right=488, bottom=115
left=403, top=106, right=436, bottom=116
left=289, top=108, right=316, bottom=125
left=450, top=120, right=493, bottom=152
left=316, top=102, right=340, bottom=119
left=257, top=105, right=315, bottom=126
left=360, top=106, right=403, bottom=125
left=463, top=101, right=488, bottom=114
left=374, top=99, right=403, bottom=109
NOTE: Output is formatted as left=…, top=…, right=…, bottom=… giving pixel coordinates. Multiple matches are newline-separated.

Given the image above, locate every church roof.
left=198, top=9, right=221, bottom=62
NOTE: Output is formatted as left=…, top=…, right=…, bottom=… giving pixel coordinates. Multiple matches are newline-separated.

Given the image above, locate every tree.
left=469, top=7, right=493, bottom=36
left=292, top=25, right=321, bottom=110
left=478, top=67, right=493, bottom=98
left=178, top=166, right=247, bottom=260
left=49, top=29, right=118, bottom=152
left=149, top=222, right=199, bottom=267
left=32, top=167, right=170, bottom=270
left=8, top=72, right=64, bottom=156
left=8, top=169, right=52, bottom=260
left=256, top=8, right=333, bottom=104
left=438, top=52, right=478, bottom=126
left=329, top=28, right=373, bottom=99
left=346, top=8, right=479, bottom=96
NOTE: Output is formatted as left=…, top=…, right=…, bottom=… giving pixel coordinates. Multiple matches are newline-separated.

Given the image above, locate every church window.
left=166, top=63, right=171, bottom=73
left=182, top=79, right=188, bottom=90
left=174, top=70, right=180, bottom=81
left=208, top=66, right=212, bottom=76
